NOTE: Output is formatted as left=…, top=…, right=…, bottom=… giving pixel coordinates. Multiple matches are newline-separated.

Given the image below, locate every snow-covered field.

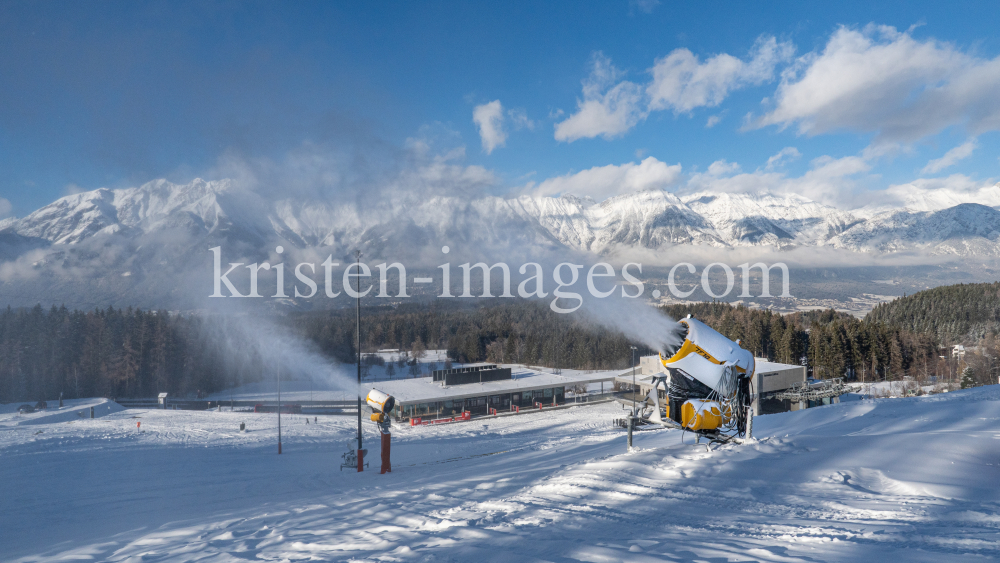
left=3, top=387, right=1000, bottom=562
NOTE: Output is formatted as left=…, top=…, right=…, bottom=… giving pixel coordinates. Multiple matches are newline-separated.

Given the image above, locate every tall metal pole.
left=355, top=250, right=363, bottom=471
left=628, top=345, right=637, bottom=452
left=630, top=345, right=637, bottom=415
left=277, top=369, right=282, bottom=454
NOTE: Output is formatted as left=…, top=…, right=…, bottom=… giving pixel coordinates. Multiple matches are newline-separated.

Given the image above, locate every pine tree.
left=961, top=366, right=976, bottom=389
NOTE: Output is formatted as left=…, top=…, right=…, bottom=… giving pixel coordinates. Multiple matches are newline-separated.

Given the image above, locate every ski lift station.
left=617, top=355, right=837, bottom=415
left=373, top=363, right=620, bottom=422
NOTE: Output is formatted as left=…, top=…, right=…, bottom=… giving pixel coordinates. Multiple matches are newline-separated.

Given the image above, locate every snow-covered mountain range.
left=0, top=177, right=997, bottom=309
left=3, top=178, right=1000, bottom=258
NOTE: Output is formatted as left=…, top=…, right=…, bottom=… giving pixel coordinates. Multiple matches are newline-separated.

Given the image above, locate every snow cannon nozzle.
left=366, top=389, right=395, bottom=414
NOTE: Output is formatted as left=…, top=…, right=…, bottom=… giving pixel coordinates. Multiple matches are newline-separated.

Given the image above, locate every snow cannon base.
left=681, top=399, right=723, bottom=431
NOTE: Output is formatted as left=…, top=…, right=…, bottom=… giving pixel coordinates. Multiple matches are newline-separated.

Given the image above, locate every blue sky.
left=2, top=1, right=1000, bottom=215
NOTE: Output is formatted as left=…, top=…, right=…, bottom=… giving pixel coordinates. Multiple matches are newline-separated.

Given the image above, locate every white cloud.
left=648, top=36, right=794, bottom=114
left=519, top=149, right=876, bottom=208
left=556, top=38, right=791, bottom=142
left=756, top=25, right=1000, bottom=143
left=554, top=53, right=646, bottom=142
left=629, top=0, right=660, bottom=14
left=210, top=131, right=497, bottom=208
left=803, top=154, right=871, bottom=181
left=0, top=197, right=11, bottom=218
left=705, top=114, right=723, bottom=128
left=521, top=144, right=876, bottom=208
left=707, top=160, right=741, bottom=176
left=685, top=153, right=872, bottom=207
left=881, top=175, right=1000, bottom=210
left=764, top=147, right=801, bottom=170
left=525, top=156, right=682, bottom=200
left=860, top=141, right=910, bottom=160
left=785, top=155, right=873, bottom=207
left=507, top=108, right=535, bottom=131
left=64, top=183, right=86, bottom=196
left=921, top=139, right=977, bottom=174
left=473, top=100, right=507, bottom=154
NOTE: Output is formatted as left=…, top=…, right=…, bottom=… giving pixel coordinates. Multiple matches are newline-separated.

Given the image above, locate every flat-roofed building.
left=618, top=355, right=808, bottom=415
left=372, top=364, right=619, bottom=421
left=752, top=360, right=807, bottom=414
left=432, top=363, right=512, bottom=386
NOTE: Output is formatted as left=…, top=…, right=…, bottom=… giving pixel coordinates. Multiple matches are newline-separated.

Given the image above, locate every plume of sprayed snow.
left=574, top=291, right=682, bottom=355
left=515, top=248, right=684, bottom=354
left=200, top=310, right=360, bottom=394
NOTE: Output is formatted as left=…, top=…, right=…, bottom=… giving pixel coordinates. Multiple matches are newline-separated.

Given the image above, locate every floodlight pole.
left=355, top=249, right=364, bottom=472
left=277, top=369, right=282, bottom=455
left=630, top=346, right=638, bottom=415
left=628, top=345, right=638, bottom=452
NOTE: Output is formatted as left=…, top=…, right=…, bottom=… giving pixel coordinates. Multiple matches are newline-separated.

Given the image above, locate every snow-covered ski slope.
left=2, top=388, right=1000, bottom=562
left=0, top=397, right=124, bottom=426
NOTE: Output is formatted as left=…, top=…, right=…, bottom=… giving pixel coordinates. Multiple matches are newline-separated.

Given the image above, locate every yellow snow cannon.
left=366, top=389, right=395, bottom=414
left=659, top=316, right=755, bottom=391
left=366, top=389, right=395, bottom=426
left=635, top=315, right=756, bottom=445
left=366, top=388, right=395, bottom=474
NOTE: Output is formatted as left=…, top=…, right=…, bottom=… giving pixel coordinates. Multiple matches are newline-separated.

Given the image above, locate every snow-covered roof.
left=755, top=360, right=806, bottom=374
left=371, top=366, right=619, bottom=405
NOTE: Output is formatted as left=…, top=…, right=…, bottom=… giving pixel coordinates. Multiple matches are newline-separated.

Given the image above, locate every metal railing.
left=113, top=397, right=359, bottom=414
left=773, top=378, right=849, bottom=401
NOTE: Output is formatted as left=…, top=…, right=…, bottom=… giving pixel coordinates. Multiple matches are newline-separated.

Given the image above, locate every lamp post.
left=355, top=249, right=364, bottom=472
left=630, top=346, right=638, bottom=415
left=628, top=345, right=638, bottom=452
left=277, top=369, right=282, bottom=455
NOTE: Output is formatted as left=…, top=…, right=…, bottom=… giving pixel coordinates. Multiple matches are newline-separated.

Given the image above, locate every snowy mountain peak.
left=16, top=188, right=120, bottom=244
left=3, top=178, right=1000, bottom=258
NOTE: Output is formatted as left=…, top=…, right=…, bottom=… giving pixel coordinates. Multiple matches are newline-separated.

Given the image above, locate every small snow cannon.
left=366, top=389, right=394, bottom=474
left=367, top=389, right=395, bottom=425
left=637, top=315, right=755, bottom=445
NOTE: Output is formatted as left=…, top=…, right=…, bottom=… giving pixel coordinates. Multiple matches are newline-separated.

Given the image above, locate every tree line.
left=658, top=303, right=937, bottom=382
left=0, top=305, right=270, bottom=405
left=296, top=300, right=652, bottom=372
left=6, top=282, right=998, bottom=403
left=866, top=282, right=1000, bottom=387
left=866, top=282, right=1000, bottom=342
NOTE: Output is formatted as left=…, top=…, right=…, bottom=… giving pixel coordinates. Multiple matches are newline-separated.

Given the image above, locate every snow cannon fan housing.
left=367, top=389, right=395, bottom=423
left=652, top=316, right=756, bottom=438
left=659, top=316, right=755, bottom=394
